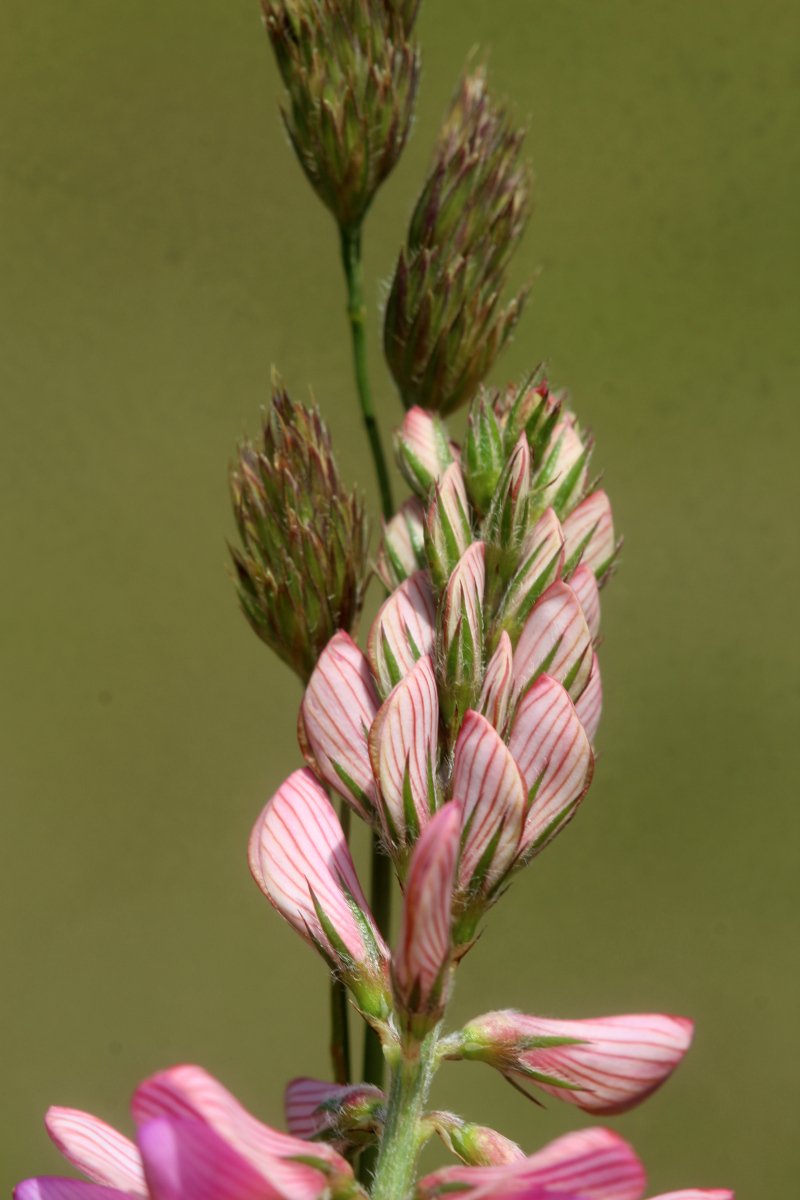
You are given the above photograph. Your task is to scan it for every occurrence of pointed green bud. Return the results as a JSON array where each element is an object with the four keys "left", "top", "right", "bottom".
[
  {"left": 262, "top": 0, "right": 420, "bottom": 230},
  {"left": 375, "top": 497, "right": 426, "bottom": 590},
  {"left": 463, "top": 395, "right": 505, "bottom": 516},
  {"left": 437, "top": 543, "right": 486, "bottom": 731},
  {"left": 229, "top": 384, "right": 368, "bottom": 681},
  {"left": 428, "top": 1111, "right": 524, "bottom": 1167},
  {"left": 423, "top": 463, "right": 472, "bottom": 591},
  {"left": 384, "top": 66, "right": 531, "bottom": 414},
  {"left": 482, "top": 433, "right": 531, "bottom": 551}
]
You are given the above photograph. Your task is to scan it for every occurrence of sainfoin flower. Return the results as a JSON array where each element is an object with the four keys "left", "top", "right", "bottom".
[
  {"left": 416, "top": 1126, "right": 732, "bottom": 1200},
  {"left": 15, "top": 1065, "right": 360, "bottom": 1200},
  {"left": 454, "top": 1011, "right": 694, "bottom": 1113}
]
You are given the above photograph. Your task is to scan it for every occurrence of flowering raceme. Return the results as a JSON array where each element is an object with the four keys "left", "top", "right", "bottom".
[{"left": 17, "top": 8, "right": 733, "bottom": 1199}]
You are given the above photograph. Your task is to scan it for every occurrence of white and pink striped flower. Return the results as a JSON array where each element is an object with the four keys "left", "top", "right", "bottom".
[
  {"left": 284, "top": 1077, "right": 383, "bottom": 1147},
  {"left": 16, "top": 1065, "right": 359, "bottom": 1200},
  {"left": 458, "top": 1011, "right": 694, "bottom": 1114},
  {"left": 248, "top": 768, "right": 390, "bottom": 1015}
]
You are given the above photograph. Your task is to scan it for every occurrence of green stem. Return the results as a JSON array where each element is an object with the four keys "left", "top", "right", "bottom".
[
  {"left": 370, "top": 1032, "right": 440, "bottom": 1200},
  {"left": 339, "top": 224, "right": 395, "bottom": 522}
]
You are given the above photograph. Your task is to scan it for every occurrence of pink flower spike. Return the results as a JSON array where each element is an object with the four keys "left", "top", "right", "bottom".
[
  {"left": 575, "top": 653, "right": 603, "bottom": 744},
  {"left": 393, "top": 802, "right": 460, "bottom": 1025},
  {"left": 562, "top": 490, "right": 616, "bottom": 578},
  {"left": 132, "top": 1064, "right": 350, "bottom": 1195},
  {"left": 248, "top": 770, "right": 388, "bottom": 1006},
  {"left": 15, "top": 1185, "right": 130, "bottom": 1200},
  {"left": 570, "top": 563, "right": 601, "bottom": 640},
  {"left": 368, "top": 570, "right": 436, "bottom": 696},
  {"left": 507, "top": 674, "right": 594, "bottom": 859},
  {"left": 299, "top": 632, "right": 379, "bottom": 820},
  {"left": 479, "top": 631, "right": 514, "bottom": 734},
  {"left": 452, "top": 711, "right": 526, "bottom": 898},
  {"left": 368, "top": 655, "right": 439, "bottom": 849},
  {"left": 44, "top": 1109, "right": 146, "bottom": 1196},
  {"left": 417, "top": 1126, "right": 646, "bottom": 1200},
  {"left": 463, "top": 1010, "right": 694, "bottom": 1114},
  {"left": 137, "top": 1116, "right": 288, "bottom": 1200},
  {"left": 511, "top": 581, "right": 593, "bottom": 706}
]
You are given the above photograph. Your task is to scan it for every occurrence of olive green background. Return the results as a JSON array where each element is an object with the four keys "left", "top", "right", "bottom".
[{"left": 2, "top": 0, "right": 798, "bottom": 1195}]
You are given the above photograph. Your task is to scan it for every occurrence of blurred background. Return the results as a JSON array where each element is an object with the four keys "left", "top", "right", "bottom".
[{"left": 2, "top": 0, "right": 798, "bottom": 1194}]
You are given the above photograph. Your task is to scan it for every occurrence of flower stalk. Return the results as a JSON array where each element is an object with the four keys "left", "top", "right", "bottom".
[{"left": 370, "top": 1029, "right": 440, "bottom": 1200}]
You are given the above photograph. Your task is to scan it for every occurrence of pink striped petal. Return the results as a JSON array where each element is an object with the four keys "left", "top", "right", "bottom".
[
  {"left": 15, "top": 1185, "right": 131, "bottom": 1200},
  {"left": 299, "top": 632, "right": 379, "bottom": 819},
  {"left": 479, "top": 632, "right": 514, "bottom": 734},
  {"left": 511, "top": 582, "right": 592, "bottom": 705},
  {"left": 575, "top": 653, "right": 602, "bottom": 743},
  {"left": 540, "top": 417, "right": 588, "bottom": 511},
  {"left": 418, "top": 1127, "right": 646, "bottom": 1200},
  {"left": 443, "top": 542, "right": 486, "bottom": 648},
  {"left": 570, "top": 564, "right": 601, "bottom": 640},
  {"left": 393, "top": 803, "right": 460, "bottom": 1016},
  {"left": 649, "top": 1194, "right": 733, "bottom": 1200},
  {"left": 284, "top": 1078, "right": 382, "bottom": 1142},
  {"left": 425, "top": 463, "right": 473, "bottom": 589},
  {"left": 138, "top": 1117, "right": 288, "bottom": 1200},
  {"left": 507, "top": 675, "right": 594, "bottom": 858},
  {"left": 132, "top": 1066, "right": 347, "bottom": 1192},
  {"left": 467, "top": 1010, "right": 693, "bottom": 1114},
  {"left": 368, "top": 656, "right": 439, "bottom": 847},
  {"left": 562, "top": 490, "right": 615, "bottom": 577},
  {"left": 248, "top": 769, "right": 387, "bottom": 972},
  {"left": 500, "top": 508, "right": 565, "bottom": 631},
  {"left": 44, "top": 1110, "right": 146, "bottom": 1197},
  {"left": 368, "top": 571, "right": 436, "bottom": 696},
  {"left": 376, "top": 498, "right": 427, "bottom": 589},
  {"left": 452, "top": 711, "right": 526, "bottom": 894}
]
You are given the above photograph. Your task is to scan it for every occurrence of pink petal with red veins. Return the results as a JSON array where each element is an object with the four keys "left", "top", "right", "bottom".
[
  {"left": 507, "top": 674, "right": 594, "bottom": 858},
  {"left": 393, "top": 803, "right": 460, "bottom": 1010},
  {"left": 368, "top": 655, "right": 439, "bottom": 844},
  {"left": 15, "top": 1184, "right": 131, "bottom": 1200},
  {"left": 44, "top": 1109, "right": 146, "bottom": 1197},
  {"left": 443, "top": 542, "right": 485, "bottom": 646},
  {"left": 570, "top": 564, "right": 601, "bottom": 640},
  {"left": 368, "top": 571, "right": 436, "bottom": 696},
  {"left": 376, "top": 498, "right": 426, "bottom": 588},
  {"left": 248, "top": 770, "right": 386, "bottom": 968},
  {"left": 418, "top": 1127, "right": 646, "bottom": 1200},
  {"left": 479, "top": 632, "right": 514, "bottom": 734},
  {"left": 284, "top": 1078, "right": 381, "bottom": 1142},
  {"left": 563, "top": 490, "right": 615, "bottom": 576},
  {"left": 452, "top": 711, "right": 526, "bottom": 892},
  {"left": 575, "top": 653, "right": 602, "bottom": 743},
  {"left": 511, "top": 582, "right": 592, "bottom": 705},
  {"left": 132, "top": 1066, "right": 347, "bottom": 1195},
  {"left": 299, "top": 632, "right": 379, "bottom": 820},
  {"left": 138, "top": 1116, "right": 290, "bottom": 1200}
]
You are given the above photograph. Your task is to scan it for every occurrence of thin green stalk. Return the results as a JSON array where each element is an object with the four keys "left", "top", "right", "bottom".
[
  {"left": 339, "top": 221, "right": 395, "bottom": 1104},
  {"left": 339, "top": 225, "right": 395, "bottom": 522},
  {"left": 370, "top": 1031, "right": 440, "bottom": 1200}
]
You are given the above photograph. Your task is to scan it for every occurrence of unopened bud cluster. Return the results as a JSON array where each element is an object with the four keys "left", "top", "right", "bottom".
[
  {"left": 262, "top": 0, "right": 420, "bottom": 230},
  {"left": 384, "top": 68, "right": 531, "bottom": 415},
  {"left": 230, "top": 386, "right": 368, "bottom": 682}
]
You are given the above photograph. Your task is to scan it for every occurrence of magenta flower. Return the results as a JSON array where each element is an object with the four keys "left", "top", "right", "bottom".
[
  {"left": 456, "top": 1010, "right": 694, "bottom": 1113},
  {"left": 16, "top": 1065, "right": 358, "bottom": 1200}
]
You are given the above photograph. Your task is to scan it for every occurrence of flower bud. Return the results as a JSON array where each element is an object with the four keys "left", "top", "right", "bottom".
[
  {"left": 457, "top": 1010, "right": 694, "bottom": 1115},
  {"left": 230, "top": 387, "right": 368, "bottom": 682},
  {"left": 494, "top": 507, "right": 565, "bottom": 640},
  {"left": 375, "top": 497, "right": 427, "bottom": 591},
  {"left": 424, "top": 463, "right": 472, "bottom": 591},
  {"left": 428, "top": 1112, "right": 524, "bottom": 1167},
  {"left": 562, "top": 489, "right": 618, "bottom": 580},
  {"left": 262, "top": 0, "right": 420, "bottom": 230},
  {"left": 437, "top": 542, "right": 486, "bottom": 732},
  {"left": 384, "top": 67, "right": 530, "bottom": 414},
  {"left": 478, "top": 631, "right": 513, "bottom": 734},
  {"left": 463, "top": 397, "right": 505, "bottom": 516},
  {"left": 392, "top": 803, "right": 460, "bottom": 1034},
  {"left": 368, "top": 571, "right": 436, "bottom": 696},
  {"left": 395, "top": 407, "right": 456, "bottom": 497},
  {"left": 285, "top": 1078, "right": 384, "bottom": 1149}
]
